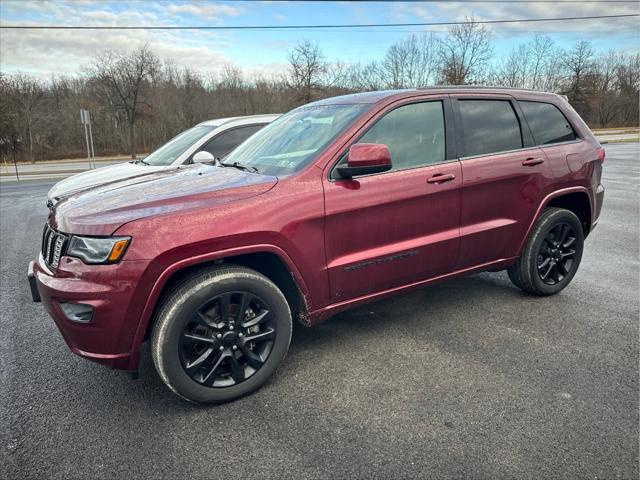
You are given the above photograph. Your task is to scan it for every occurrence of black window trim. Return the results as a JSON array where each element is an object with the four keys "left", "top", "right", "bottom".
[
  {"left": 517, "top": 99, "right": 582, "bottom": 148},
  {"left": 189, "top": 123, "right": 268, "bottom": 163},
  {"left": 328, "top": 95, "right": 456, "bottom": 181},
  {"left": 451, "top": 95, "right": 536, "bottom": 160}
]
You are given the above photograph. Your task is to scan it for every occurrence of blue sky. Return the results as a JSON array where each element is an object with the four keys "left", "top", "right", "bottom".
[{"left": 0, "top": 1, "right": 638, "bottom": 78}]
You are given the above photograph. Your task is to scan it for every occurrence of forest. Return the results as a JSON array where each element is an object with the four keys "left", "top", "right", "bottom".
[{"left": 1, "top": 21, "right": 638, "bottom": 162}]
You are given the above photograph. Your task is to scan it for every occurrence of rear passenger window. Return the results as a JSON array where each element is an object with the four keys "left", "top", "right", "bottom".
[
  {"left": 355, "top": 101, "right": 445, "bottom": 171},
  {"left": 458, "top": 100, "right": 522, "bottom": 157},
  {"left": 519, "top": 101, "right": 577, "bottom": 145}
]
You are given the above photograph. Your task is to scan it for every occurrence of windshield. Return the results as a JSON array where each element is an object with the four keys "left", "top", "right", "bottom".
[
  {"left": 142, "top": 125, "right": 216, "bottom": 166},
  {"left": 221, "top": 104, "right": 369, "bottom": 176}
]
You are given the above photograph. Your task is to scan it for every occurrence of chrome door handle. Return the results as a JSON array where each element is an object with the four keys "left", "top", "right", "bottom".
[{"left": 427, "top": 173, "right": 456, "bottom": 184}]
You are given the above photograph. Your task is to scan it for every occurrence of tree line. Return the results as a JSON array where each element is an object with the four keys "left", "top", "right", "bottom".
[{"left": 1, "top": 21, "right": 638, "bottom": 162}]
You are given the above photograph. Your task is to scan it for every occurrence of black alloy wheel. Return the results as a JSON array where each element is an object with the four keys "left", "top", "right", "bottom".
[
  {"left": 179, "top": 291, "right": 275, "bottom": 388},
  {"left": 536, "top": 222, "right": 578, "bottom": 285},
  {"left": 506, "top": 207, "right": 584, "bottom": 296}
]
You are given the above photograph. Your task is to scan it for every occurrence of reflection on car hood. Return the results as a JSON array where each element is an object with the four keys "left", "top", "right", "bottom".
[
  {"left": 50, "top": 164, "right": 278, "bottom": 235},
  {"left": 47, "top": 162, "right": 167, "bottom": 202}
]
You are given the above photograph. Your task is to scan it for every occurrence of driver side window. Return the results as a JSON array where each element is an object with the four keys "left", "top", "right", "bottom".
[{"left": 337, "top": 101, "right": 445, "bottom": 174}]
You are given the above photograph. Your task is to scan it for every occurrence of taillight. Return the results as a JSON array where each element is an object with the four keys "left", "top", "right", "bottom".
[{"left": 597, "top": 147, "right": 606, "bottom": 163}]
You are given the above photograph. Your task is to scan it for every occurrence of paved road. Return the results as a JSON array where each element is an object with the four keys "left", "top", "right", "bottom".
[
  {"left": 1, "top": 144, "right": 638, "bottom": 479},
  {"left": 0, "top": 157, "right": 142, "bottom": 182},
  {"left": 599, "top": 134, "right": 640, "bottom": 142}
]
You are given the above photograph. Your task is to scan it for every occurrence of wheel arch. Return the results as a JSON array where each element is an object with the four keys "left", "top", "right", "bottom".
[
  {"left": 517, "top": 187, "right": 593, "bottom": 257},
  {"left": 545, "top": 191, "right": 592, "bottom": 237},
  {"left": 128, "top": 245, "right": 312, "bottom": 371}
]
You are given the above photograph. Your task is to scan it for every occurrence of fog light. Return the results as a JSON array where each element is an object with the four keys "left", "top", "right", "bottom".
[{"left": 60, "top": 302, "right": 94, "bottom": 323}]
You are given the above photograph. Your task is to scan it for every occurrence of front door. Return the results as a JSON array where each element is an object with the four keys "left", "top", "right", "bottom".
[{"left": 323, "top": 98, "right": 462, "bottom": 303}]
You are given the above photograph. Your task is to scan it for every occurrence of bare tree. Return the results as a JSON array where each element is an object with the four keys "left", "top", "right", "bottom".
[
  {"left": 4, "top": 74, "right": 53, "bottom": 163},
  {"left": 439, "top": 18, "right": 493, "bottom": 85},
  {"left": 342, "top": 61, "right": 383, "bottom": 91},
  {"left": 529, "top": 35, "right": 555, "bottom": 90},
  {"left": 381, "top": 34, "right": 440, "bottom": 88},
  {"left": 493, "top": 44, "right": 529, "bottom": 88},
  {"left": 287, "top": 40, "right": 326, "bottom": 103},
  {"left": 2, "top": 38, "right": 637, "bottom": 163},
  {"left": 590, "top": 51, "right": 621, "bottom": 127},
  {"left": 563, "top": 41, "right": 595, "bottom": 117},
  {"left": 615, "top": 52, "right": 640, "bottom": 126},
  {"left": 91, "top": 45, "right": 160, "bottom": 158}
]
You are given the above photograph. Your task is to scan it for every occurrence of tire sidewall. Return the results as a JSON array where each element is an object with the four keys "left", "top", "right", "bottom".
[
  {"left": 154, "top": 270, "right": 292, "bottom": 404},
  {"left": 527, "top": 210, "right": 584, "bottom": 295}
]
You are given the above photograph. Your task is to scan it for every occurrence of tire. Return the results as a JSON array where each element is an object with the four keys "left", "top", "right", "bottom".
[
  {"left": 507, "top": 207, "right": 584, "bottom": 296},
  {"left": 507, "top": 266, "right": 525, "bottom": 290},
  {"left": 151, "top": 265, "right": 292, "bottom": 404}
]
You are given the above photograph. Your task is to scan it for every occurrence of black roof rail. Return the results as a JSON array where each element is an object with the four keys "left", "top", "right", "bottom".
[{"left": 416, "top": 85, "right": 556, "bottom": 94}]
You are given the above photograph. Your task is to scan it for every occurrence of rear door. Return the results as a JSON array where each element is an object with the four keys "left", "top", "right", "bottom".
[
  {"left": 323, "top": 96, "right": 462, "bottom": 302},
  {"left": 453, "top": 95, "right": 553, "bottom": 268}
]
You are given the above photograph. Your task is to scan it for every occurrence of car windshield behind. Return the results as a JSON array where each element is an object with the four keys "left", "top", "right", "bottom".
[
  {"left": 142, "top": 125, "right": 216, "bottom": 166},
  {"left": 221, "top": 104, "right": 369, "bottom": 176}
]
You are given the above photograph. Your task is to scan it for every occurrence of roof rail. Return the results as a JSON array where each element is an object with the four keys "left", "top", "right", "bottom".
[{"left": 416, "top": 85, "right": 552, "bottom": 94}]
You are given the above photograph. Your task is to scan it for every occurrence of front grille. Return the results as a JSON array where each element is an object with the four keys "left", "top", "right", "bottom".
[{"left": 41, "top": 224, "right": 68, "bottom": 270}]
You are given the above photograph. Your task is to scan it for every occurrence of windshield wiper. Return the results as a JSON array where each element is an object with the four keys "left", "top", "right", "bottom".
[
  {"left": 220, "top": 161, "right": 259, "bottom": 174},
  {"left": 131, "top": 158, "right": 150, "bottom": 165}
]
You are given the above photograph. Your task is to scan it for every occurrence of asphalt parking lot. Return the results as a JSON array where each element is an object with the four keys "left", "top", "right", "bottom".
[{"left": 1, "top": 143, "right": 638, "bottom": 479}]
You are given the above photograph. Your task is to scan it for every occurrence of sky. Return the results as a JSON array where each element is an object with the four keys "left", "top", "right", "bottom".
[{"left": 0, "top": 0, "right": 638, "bottom": 79}]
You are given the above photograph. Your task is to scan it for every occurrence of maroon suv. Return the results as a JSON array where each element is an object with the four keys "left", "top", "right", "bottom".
[{"left": 29, "top": 87, "right": 605, "bottom": 403}]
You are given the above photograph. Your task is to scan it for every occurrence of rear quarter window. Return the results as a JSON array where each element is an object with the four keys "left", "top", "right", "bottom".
[
  {"left": 519, "top": 101, "right": 577, "bottom": 145},
  {"left": 458, "top": 100, "right": 523, "bottom": 157}
]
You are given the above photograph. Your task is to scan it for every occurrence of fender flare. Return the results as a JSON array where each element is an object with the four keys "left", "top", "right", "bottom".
[
  {"left": 126, "top": 243, "right": 312, "bottom": 369},
  {"left": 516, "top": 186, "right": 592, "bottom": 256}
]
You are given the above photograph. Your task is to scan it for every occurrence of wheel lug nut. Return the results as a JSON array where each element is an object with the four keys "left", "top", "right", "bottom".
[
  {"left": 238, "top": 333, "right": 243, "bottom": 337},
  {"left": 232, "top": 345, "right": 238, "bottom": 350},
  {"left": 219, "top": 346, "right": 224, "bottom": 351},
  {"left": 216, "top": 333, "right": 222, "bottom": 339},
  {"left": 229, "top": 325, "right": 234, "bottom": 330}
]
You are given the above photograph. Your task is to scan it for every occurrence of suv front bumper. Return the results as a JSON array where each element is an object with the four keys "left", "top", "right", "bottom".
[{"left": 28, "top": 254, "right": 156, "bottom": 370}]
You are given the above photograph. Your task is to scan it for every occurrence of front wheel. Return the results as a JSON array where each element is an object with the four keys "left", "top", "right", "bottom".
[
  {"left": 151, "top": 265, "right": 292, "bottom": 403},
  {"left": 507, "top": 207, "right": 584, "bottom": 296}
]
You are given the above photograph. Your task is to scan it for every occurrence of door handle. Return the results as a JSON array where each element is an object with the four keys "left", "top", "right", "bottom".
[
  {"left": 522, "top": 157, "right": 544, "bottom": 166},
  {"left": 427, "top": 173, "right": 456, "bottom": 184}
]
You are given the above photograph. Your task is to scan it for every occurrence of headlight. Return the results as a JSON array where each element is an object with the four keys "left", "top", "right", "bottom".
[{"left": 66, "top": 236, "right": 131, "bottom": 264}]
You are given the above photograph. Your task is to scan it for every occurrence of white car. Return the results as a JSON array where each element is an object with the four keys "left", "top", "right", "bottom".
[{"left": 47, "top": 114, "right": 280, "bottom": 204}]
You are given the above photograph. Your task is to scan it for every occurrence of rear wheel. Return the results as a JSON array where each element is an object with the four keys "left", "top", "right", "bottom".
[
  {"left": 151, "top": 265, "right": 292, "bottom": 403},
  {"left": 507, "top": 208, "right": 584, "bottom": 296}
]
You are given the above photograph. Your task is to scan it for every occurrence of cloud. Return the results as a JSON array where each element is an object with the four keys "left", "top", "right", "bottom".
[
  {"left": 0, "top": 22, "right": 232, "bottom": 77},
  {"left": 1, "top": 0, "right": 637, "bottom": 79},
  {"left": 391, "top": 2, "right": 639, "bottom": 39},
  {"left": 0, "top": 1, "right": 246, "bottom": 77},
  {"left": 165, "top": 3, "right": 244, "bottom": 20}
]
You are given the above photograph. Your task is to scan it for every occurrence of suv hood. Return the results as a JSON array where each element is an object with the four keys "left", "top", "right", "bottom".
[
  {"left": 50, "top": 164, "right": 277, "bottom": 235},
  {"left": 47, "top": 161, "right": 167, "bottom": 202}
]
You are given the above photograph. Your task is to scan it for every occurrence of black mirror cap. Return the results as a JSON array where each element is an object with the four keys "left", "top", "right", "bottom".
[{"left": 336, "top": 163, "right": 392, "bottom": 179}]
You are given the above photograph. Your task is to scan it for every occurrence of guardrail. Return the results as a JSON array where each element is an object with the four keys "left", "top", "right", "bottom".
[{"left": 0, "top": 156, "right": 146, "bottom": 182}]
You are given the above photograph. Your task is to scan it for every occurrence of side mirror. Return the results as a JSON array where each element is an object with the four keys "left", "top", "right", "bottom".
[
  {"left": 192, "top": 151, "right": 216, "bottom": 164},
  {"left": 337, "top": 143, "right": 392, "bottom": 179}
]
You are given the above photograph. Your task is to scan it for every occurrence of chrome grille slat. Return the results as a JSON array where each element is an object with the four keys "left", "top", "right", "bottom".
[
  {"left": 46, "top": 231, "right": 54, "bottom": 264},
  {"left": 41, "top": 224, "right": 67, "bottom": 270}
]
